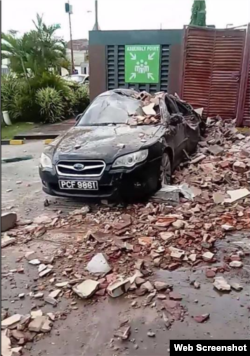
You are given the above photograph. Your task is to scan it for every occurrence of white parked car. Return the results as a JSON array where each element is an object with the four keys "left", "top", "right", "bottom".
[{"left": 64, "top": 74, "right": 89, "bottom": 85}]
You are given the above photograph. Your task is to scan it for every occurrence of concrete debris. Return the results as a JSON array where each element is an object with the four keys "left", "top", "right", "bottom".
[
  {"left": 1, "top": 235, "right": 16, "bottom": 248},
  {"left": 86, "top": 253, "right": 111, "bottom": 274},
  {"left": 44, "top": 296, "right": 58, "bottom": 306},
  {"left": 24, "top": 251, "right": 36, "bottom": 261},
  {"left": 213, "top": 276, "right": 231, "bottom": 292},
  {"left": 55, "top": 282, "right": 69, "bottom": 288},
  {"left": 189, "top": 254, "right": 197, "bottom": 262},
  {"left": 11, "top": 347, "right": 23, "bottom": 356},
  {"left": 69, "top": 206, "right": 90, "bottom": 216},
  {"left": 225, "top": 188, "right": 250, "bottom": 203},
  {"left": 107, "top": 278, "right": 131, "bottom": 298},
  {"left": 172, "top": 220, "right": 185, "bottom": 229},
  {"left": 142, "top": 103, "right": 156, "bottom": 116},
  {"left": 153, "top": 183, "right": 194, "bottom": 202},
  {"left": 221, "top": 224, "right": 234, "bottom": 231},
  {"left": 213, "top": 192, "right": 225, "bottom": 204},
  {"left": 154, "top": 281, "right": 169, "bottom": 291},
  {"left": 147, "top": 331, "right": 155, "bottom": 337},
  {"left": 231, "top": 283, "right": 243, "bottom": 291},
  {"left": 169, "top": 292, "right": 182, "bottom": 301},
  {"left": 190, "top": 154, "right": 206, "bottom": 164},
  {"left": 38, "top": 264, "right": 47, "bottom": 272},
  {"left": 141, "top": 281, "right": 154, "bottom": 293},
  {"left": 41, "top": 318, "right": 53, "bottom": 333},
  {"left": 207, "top": 145, "right": 224, "bottom": 156},
  {"left": 233, "top": 161, "right": 246, "bottom": 173},
  {"left": 229, "top": 261, "right": 243, "bottom": 268},
  {"left": 138, "top": 236, "right": 153, "bottom": 246},
  {"left": 159, "top": 232, "right": 175, "bottom": 243},
  {"left": 28, "top": 259, "right": 40, "bottom": 265},
  {"left": 2, "top": 115, "right": 250, "bottom": 351},
  {"left": 194, "top": 281, "right": 200, "bottom": 289},
  {"left": 33, "top": 215, "right": 52, "bottom": 224},
  {"left": 28, "top": 316, "right": 47, "bottom": 332},
  {"left": 169, "top": 247, "right": 185, "bottom": 259},
  {"left": 48, "top": 289, "right": 61, "bottom": 299},
  {"left": 34, "top": 292, "right": 44, "bottom": 299},
  {"left": 31, "top": 310, "right": 43, "bottom": 319},
  {"left": 47, "top": 313, "right": 55, "bottom": 321},
  {"left": 114, "top": 326, "right": 131, "bottom": 340},
  {"left": 194, "top": 313, "right": 210, "bottom": 323},
  {"left": 206, "top": 270, "right": 216, "bottom": 278},
  {"left": 2, "top": 329, "right": 12, "bottom": 356},
  {"left": 2, "top": 314, "right": 21, "bottom": 328},
  {"left": 1, "top": 212, "right": 17, "bottom": 232},
  {"left": 73, "top": 280, "right": 99, "bottom": 299},
  {"left": 135, "top": 277, "right": 146, "bottom": 286},
  {"left": 202, "top": 252, "right": 214, "bottom": 262},
  {"left": 39, "top": 267, "right": 52, "bottom": 277}
]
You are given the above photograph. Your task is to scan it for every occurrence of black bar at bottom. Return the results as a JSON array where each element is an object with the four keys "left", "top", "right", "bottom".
[{"left": 170, "top": 340, "right": 250, "bottom": 354}]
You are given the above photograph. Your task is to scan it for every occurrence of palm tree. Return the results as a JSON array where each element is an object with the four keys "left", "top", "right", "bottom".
[
  {"left": 31, "top": 14, "right": 67, "bottom": 74},
  {"left": 1, "top": 14, "right": 68, "bottom": 77},
  {"left": 1, "top": 32, "right": 29, "bottom": 79}
]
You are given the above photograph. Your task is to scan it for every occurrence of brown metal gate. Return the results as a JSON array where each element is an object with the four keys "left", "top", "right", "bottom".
[
  {"left": 181, "top": 25, "right": 250, "bottom": 126},
  {"left": 236, "top": 24, "right": 250, "bottom": 127}
]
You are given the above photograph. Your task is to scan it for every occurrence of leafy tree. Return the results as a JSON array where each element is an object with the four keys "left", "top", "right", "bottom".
[
  {"left": 1, "top": 14, "right": 69, "bottom": 77},
  {"left": 190, "top": 0, "right": 206, "bottom": 26},
  {"left": 1, "top": 32, "right": 29, "bottom": 78}
]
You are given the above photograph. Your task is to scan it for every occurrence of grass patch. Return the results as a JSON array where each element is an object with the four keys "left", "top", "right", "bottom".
[{"left": 1, "top": 122, "right": 36, "bottom": 140}]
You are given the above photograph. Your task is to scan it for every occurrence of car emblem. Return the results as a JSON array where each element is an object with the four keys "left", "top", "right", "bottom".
[{"left": 73, "top": 163, "right": 85, "bottom": 171}]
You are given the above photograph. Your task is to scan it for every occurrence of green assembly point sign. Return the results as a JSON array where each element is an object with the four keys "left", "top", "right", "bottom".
[{"left": 125, "top": 45, "right": 160, "bottom": 84}]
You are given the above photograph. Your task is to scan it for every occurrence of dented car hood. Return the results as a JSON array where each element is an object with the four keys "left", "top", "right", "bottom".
[{"left": 51, "top": 125, "right": 165, "bottom": 163}]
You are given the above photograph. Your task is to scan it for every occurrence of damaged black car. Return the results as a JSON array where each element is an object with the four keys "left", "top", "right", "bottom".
[{"left": 39, "top": 89, "right": 203, "bottom": 200}]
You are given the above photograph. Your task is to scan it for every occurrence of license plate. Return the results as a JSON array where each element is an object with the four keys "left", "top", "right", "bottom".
[{"left": 59, "top": 180, "right": 98, "bottom": 190}]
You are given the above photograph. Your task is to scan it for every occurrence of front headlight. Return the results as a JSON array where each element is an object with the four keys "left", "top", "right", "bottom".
[
  {"left": 40, "top": 153, "right": 52, "bottom": 169},
  {"left": 112, "top": 150, "right": 148, "bottom": 168}
]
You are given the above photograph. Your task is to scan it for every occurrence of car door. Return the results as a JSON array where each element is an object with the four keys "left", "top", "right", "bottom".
[
  {"left": 164, "top": 96, "right": 187, "bottom": 167},
  {"left": 175, "top": 100, "right": 201, "bottom": 155}
]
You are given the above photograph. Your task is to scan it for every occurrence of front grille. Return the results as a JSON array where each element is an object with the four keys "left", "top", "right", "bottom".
[{"left": 56, "top": 160, "right": 106, "bottom": 177}]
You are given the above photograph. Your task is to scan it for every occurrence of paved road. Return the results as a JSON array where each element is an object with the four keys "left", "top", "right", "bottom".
[
  {"left": 2, "top": 140, "right": 85, "bottom": 219},
  {"left": 1, "top": 140, "right": 250, "bottom": 356}
]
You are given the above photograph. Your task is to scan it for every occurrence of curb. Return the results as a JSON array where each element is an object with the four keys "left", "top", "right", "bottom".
[
  {"left": 2, "top": 155, "right": 33, "bottom": 164},
  {"left": 1, "top": 139, "right": 25, "bottom": 145},
  {"left": 14, "top": 134, "right": 59, "bottom": 140},
  {"left": 44, "top": 139, "right": 54, "bottom": 145}
]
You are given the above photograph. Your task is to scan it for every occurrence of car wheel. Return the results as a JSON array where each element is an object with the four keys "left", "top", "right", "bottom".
[{"left": 160, "top": 152, "right": 172, "bottom": 185}]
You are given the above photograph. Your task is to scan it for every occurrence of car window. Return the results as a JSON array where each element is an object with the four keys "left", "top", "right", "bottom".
[
  {"left": 165, "top": 96, "right": 179, "bottom": 114},
  {"left": 78, "top": 93, "right": 142, "bottom": 126}
]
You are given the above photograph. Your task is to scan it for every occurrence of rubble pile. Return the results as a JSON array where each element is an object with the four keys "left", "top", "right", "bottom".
[
  {"left": 1, "top": 310, "right": 56, "bottom": 356},
  {"left": 128, "top": 91, "right": 163, "bottom": 125},
  {"left": 2, "top": 117, "right": 250, "bottom": 351},
  {"left": 127, "top": 90, "right": 201, "bottom": 126}
]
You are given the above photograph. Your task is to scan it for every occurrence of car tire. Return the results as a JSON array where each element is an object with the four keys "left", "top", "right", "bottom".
[{"left": 160, "top": 152, "right": 172, "bottom": 186}]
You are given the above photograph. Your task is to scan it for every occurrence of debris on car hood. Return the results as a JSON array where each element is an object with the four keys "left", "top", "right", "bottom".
[{"left": 126, "top": 90, "right": 202, "bottom": 127}]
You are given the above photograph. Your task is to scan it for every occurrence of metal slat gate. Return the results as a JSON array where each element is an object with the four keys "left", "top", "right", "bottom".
[
  {"left": 237, "top": 24, "right": 250, "bottom": 127},
  {"left": 181, "top": 25, "right": 250, "bottom": 127},
  {"left": 106, "top": 45, "right": 169, "bottom": 93}
]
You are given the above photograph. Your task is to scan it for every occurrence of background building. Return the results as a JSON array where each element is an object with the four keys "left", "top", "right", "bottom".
[{"left": 66, "top": 39, "right": 89, "bottom": 75}]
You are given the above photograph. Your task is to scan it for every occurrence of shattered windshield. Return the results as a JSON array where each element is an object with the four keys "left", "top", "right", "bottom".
[{"left": 78, "top": 93, "right": 142, "bottom": 126}]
